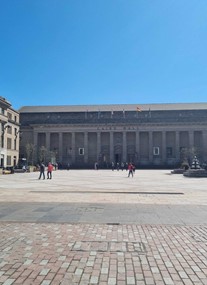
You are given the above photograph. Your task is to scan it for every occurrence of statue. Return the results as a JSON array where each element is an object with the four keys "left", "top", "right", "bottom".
[{"left": 191, "top": 156, "right": 200, "bottom": 169}]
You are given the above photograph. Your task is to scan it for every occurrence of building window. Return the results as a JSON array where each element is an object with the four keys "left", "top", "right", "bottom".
[
  {"left": 153, "top": 147, "right": 159, "bottom": 156},
  {"left": 0, "top": 108, "right": 5, "bottom": 115},
  {"left": 166, "top": 147, "right": 173, "bottom": 157},
  {"left": 7, "top": 126, "right": 12, "bottom": 134},
  {"left": 13, "top": 156, "right": 17, "bottom": 166},
  {"left": 79, "top": 148, "right": 84, "bottom": 155},
  {"left": 7, "top": 138, "right": 12, "bottom": 149},
  {"left": 7, "top": 112, "right": 12, "bottom": 120},
  {"left": 14, "top": 138, "right": 17, "bottom": 150},
  {"left": 7, "top": 155, "right": 11, "bottom": 166}
]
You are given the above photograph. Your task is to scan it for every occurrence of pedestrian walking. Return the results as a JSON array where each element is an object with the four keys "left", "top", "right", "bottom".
[
  {"left": 111, "top": 162, "right": 115, "bottom": 171},
  {"left": 47, "top": 162, "right": 53, "bottom": 179},
  {"left": 94, "top": 162, "right": 99, "bottom": 170},
  {"left": 128, "top": 163, "right": 133, "bottom": 178},
  {"left": 38, "top": 162, "right": 45, "bottom": 180}
]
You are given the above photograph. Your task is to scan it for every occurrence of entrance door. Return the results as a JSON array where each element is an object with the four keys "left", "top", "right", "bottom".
[
  {"left": 115, "top": 154, "right": 121, "bottom": 164},
  {"left": 0, "top": 156, "right": 4, "bottom": 167},
  {"left": 13, "top": 157, "right": 17, "bottom": 167}
]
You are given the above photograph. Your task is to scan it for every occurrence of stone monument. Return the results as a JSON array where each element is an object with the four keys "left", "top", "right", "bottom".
[{"left": 183, "top": 156, "right": 207, "bottom": 177}]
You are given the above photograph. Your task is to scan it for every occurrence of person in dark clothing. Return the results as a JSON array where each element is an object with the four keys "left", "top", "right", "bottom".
[
  {"left": 94, "top": 162, "right": 99, "bottom": 170},
  {"left": 38, "top": 162, "right": 45, "bottom": 180},
  {"left": 67, "top": 162, "right": 70, "bottom": 170}
]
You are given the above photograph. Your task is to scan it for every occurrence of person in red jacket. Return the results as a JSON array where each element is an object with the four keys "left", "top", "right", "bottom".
[
  {"left": 47, "top": 162, "right": 53, "bottom": 179},
  {"left": 128, "top": 163, "right": 133, "bottom": 178}
]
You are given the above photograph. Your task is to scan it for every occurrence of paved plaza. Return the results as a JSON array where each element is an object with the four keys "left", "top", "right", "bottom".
[{"left": 0, "top": 169, "right": 206, "bottom": 284}]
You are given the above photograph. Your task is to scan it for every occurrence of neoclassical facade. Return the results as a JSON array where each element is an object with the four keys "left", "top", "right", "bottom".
[
  {"left": 19, "top": 103, "right": 207, "bottom": 168},
  {"left": 0, "top": 97, "right": 20, "bottom": 168}
]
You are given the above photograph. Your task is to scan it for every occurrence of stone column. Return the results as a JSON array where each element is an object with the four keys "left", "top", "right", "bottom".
[
  {"left": 136, "top": 131, "right": 140, "bottom": 161},
  {"left": 189, "top": 131, "right": 194, "bottom": 149},
  {"left": 175, "top": 131, "right": 180, "bottom": 162},
  {"left": 149, "top": 131, "right": 153, "bottom": 163},
  {"left": 84, "top": 132, "right": 88, "bottom": 164},
  {"left": 59, "top": 132, "right": 63, "bottom": 162},
  {"left": 71, "top": 132, "right": 75, "bottom": 164},
  {"left": 110, "top": 132, "right": 114, "bottom": 162},
  {"left": 33, "top": 132, "right": 38, "bottom": 148},
  {"left": 162, "top": 131, "right": 166, "bottom": 164},
  {"left": 122, "top": 131, "right": 127, "bottom": 162},
  {"left": 202, "top": 130, "right": 207, "bottom": 145},
  {"left": 46, "top": 132, "right": 50, "bottom": 151},
  {"left": 202, "top": 130, "right": 207, "bottom": 161},
  {"left": 97, "top": 132, "right": 101, "bottom": 161}
]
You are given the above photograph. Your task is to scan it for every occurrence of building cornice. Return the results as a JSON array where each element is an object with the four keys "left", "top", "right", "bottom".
[{"left": 19, "top": 102, "right": 207, "bottom": 113}]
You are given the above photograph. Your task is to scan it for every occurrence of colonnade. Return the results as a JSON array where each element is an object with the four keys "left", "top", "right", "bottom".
[{"left": 33, "top": 129, "right": 206, "bottom": 166}]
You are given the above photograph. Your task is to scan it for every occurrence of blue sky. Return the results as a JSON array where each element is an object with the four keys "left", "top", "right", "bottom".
[{"left": 0, "top": 0, "right": 207, "bottom": 110}]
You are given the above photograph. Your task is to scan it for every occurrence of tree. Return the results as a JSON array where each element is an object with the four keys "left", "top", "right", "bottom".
[
  {"left": 38, "top": 146, "right": 47, "bottom": 163},
  {"left": 25, "top": 143, "right": 36, "bottom": 165},
  {"left": 180, "top": 147, "right": 200, "bottom": 165}
]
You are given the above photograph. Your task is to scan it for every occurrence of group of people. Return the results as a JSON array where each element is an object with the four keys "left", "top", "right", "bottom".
[
  {"left": 111, "top": 161, "right": 136, "bottom": 177},
  {"left": 38, "top": 161, "right": 136, "bottom": 179},
  {"left": 38, "top": 162, "right": 54, "bottom": 180},
  {"left": 111, "top": 161, "right": 127, "bottom": 171}
]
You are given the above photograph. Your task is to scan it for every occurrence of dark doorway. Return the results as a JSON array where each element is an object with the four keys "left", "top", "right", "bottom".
[
  {"left": 115, "top": 154, "right": 121, "bottom": 163},
  {"left": 0, "top": 157, "right": 4, "bottom": 167}
]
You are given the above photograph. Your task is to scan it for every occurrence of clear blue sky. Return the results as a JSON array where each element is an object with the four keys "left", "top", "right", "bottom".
[{"left": 0, "top": 0, "right": 207, "bottom": 110}]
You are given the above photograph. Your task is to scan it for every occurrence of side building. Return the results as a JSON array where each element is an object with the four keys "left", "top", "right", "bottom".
[
  {"left": 0, "top": 97, "right": 20, "bottom": 170},
  {"left": 19, "top": 103, "right": 207, "bottom": 168}
]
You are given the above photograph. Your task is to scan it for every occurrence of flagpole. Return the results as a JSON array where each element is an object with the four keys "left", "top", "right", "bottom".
[{"left": 136, "top": 106, "right": 142, "bottom": 118}]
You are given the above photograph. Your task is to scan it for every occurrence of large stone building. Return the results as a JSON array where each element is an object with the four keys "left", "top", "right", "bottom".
[
  {"left": 0, "top": 97, "right": 20, "bottom": 169},
  {"left": 19, "top": 103, "right": 207, "bottom": 168}
]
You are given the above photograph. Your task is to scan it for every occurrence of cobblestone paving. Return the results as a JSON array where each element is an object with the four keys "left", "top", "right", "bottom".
[{"left": 0, "top": 223, "right": 206, "bottom": 285}]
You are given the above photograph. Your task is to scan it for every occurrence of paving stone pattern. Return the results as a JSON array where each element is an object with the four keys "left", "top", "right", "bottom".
[
  {"left": 0, "top": 170, "right": 207, "bottom": 284},
  {"left": 0, "top": 223, "right": 207, "bottom": 285}
]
